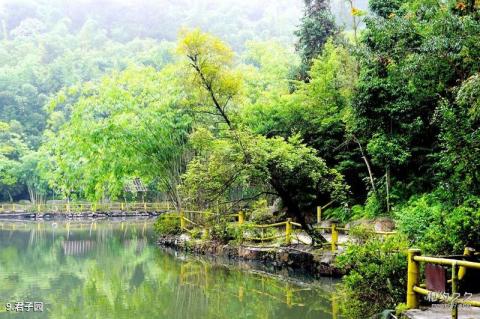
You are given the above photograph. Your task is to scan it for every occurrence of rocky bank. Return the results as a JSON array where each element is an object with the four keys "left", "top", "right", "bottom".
[{"left": 157, "top": 235, "right": 344, "bottom": 277}]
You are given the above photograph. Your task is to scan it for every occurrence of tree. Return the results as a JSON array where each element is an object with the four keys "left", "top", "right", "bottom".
[
  {"left": 436, "top": 74, "right": 480, "bottom": 198},
  {"left": 177, "top": 30, "right": 348, "bottom": 238},
  {"left": 177, "top": 28, "right": 242, "bottom": 130},
  {"left": 351, "top": 0, "right": 480, "bottom": 212},
  {"left": 243, "top": 40, "right": 365, "bottom": 203},
  {"left": 295, "top": 0, "right": 339, "bottom": 79},
  {"left": 41, "top": 67, "right": 192, "bottom": 205},
  {"left": 180, "top": 129, "right": 348, "bottom": 231},
  {"left": 0, "top": 121, "right": 28, "bottom": 201}
]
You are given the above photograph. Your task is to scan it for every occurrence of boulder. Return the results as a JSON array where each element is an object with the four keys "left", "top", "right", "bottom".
[{"left": 373, "top": 217, "right": 395, "bottom": 232}]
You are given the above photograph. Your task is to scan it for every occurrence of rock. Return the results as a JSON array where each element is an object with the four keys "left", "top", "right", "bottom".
[
  {"left": 268, "top": 198, "right": 283, "bottom": 215},
  {"left": 277, "top": 250, "right": 290, "bottom": 263},
  {"left": 157, "top": 235, "right": 345, "bottom": 277},
  {"left": 319, "top": 220, "right": 334, "bottom": 234},
  {"left": 373, "top": 217, "right": 395, "bottom": 232},
  {"left": 238, "top": 247, "right": 272, "bottom": 260}
]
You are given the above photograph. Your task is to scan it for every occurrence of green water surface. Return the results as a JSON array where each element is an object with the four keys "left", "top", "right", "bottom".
[{"left": 0, "top": 219, "right": 339, "bottom": 319}]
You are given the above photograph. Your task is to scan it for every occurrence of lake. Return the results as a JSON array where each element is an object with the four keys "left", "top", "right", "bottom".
[{"left": 0, "top": 219, "right": 340, "bottom": 319}]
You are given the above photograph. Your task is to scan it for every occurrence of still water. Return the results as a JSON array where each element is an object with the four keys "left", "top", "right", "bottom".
[{"left": 0, "top": 219, "right": 339, "bottom": 319}]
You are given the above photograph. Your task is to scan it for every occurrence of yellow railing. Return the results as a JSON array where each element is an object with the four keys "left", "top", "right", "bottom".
[
  {"left": 175, "top": 207, "right": 395, "bottom": 249},
  {"left": 147, "top": 202, "right": 401, "bottom": 250},
  {"left": 0, "top": 202, "right": 173, "bottom": 214},
  {"left": 406, "top": 248, "right": 480, "bottom": 319},
  {"left": 243, "top": 219, "right": 302, "bottom": 245},
  {"left": 315, "top": 223, "right": 396, "bottom": 252},
  {"left": 315, "top": 203, "right": 397, "bottom": 251},
  {"left": 176, "top": 210, "right": 302, "bottom": 246}
]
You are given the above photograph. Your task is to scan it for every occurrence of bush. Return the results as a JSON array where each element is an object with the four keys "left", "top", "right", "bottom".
[
  {"left": 249, "top": 199, "right": 274, "bottom": 223},
  {"left": 364, "top": 192, "right": 384, "bottom": 218},
  {"left": 446, "top": 197, "right": 480, "bottom": 252},
  {"left": 153, "top": 214, "right": 181, "bottom": 235},
  {"left": 324, "top": 206, "right": 353, "bottom": 223},
  {"left": 348, "top": 224, "right": 376, "bottom": 244},
  {"left": 336, "top": 235, "right": 409, "bottom": 318},
  {"left": 210, "top": 219, "right": 243, "bottom": 244},
  {"left": 395, "top": 192, "right": 480, "bottom": 254}
]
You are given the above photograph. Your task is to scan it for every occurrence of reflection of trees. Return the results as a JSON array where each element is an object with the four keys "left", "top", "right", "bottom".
[
  {"left": 0, "top": 222, "right": 339, "bottom": 319},
  {"left": 62, "top": 240, "right": 95, "bottom": 256},
  {"left": 176, "top": 260, "right": 338, "bottom": 319}
]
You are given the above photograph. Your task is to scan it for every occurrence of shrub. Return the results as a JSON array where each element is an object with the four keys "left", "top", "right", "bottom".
[
  {"left": 394, "top": 192, "right": 448, "bottom": 253},
  {"left": 209, "top": 219, "right": 243, "bottom": 244},
  {"left": 249, "top": 199, "right": 274, "bottom": 223},
  {"left": 443, "top": 196, "right": 480, "bottom": 252},
  {"left": 153, "top": 214, "right": 181, "bottom": 235},
  {"left": 395, "top": 192, "right": 480, "bottom": 254},
  {"left": 336, "top": 235, "right": 409, "bottom": 318},
  {"left": 324, "top": 206, "right": 352, "bottom": 223},
  {"left": 348, "top": 224, "right": 376, "bottom": 244},
  {"left": 189, "top": 228, "right": 202, "bottom": 240},
  {"left": 364, "top": 192, "right": 384, "bottom": 218}
]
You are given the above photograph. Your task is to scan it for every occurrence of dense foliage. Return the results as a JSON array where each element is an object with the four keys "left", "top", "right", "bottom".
[
  {"left": 0, "top": 0, "right": 303, "bottom": 202},
  {"left": 1, "top": 0, "right": 480, "bottom": 316},
  {"left": 336, "top": 233, "right": 409, "bottom": 317},
  {"left": 1, "top": 0, "right": 479, "bottom": 239},
  {"left": 295, "top": 0, "right": 339, "bottom": 78}
]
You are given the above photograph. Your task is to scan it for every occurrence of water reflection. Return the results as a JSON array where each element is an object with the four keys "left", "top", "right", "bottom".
[{"left": 0, "top": 219, "right": 339, "bottom": 319}]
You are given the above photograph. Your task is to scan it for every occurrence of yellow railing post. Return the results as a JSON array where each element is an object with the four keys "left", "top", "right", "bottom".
[
  {"left": 332, "top": 295, "right": 339, "bottom": 319},
  {"left": 451, "top": 262, "right": 458, "bottom": 319},
  {"left": 286, "top": 287, "right": 293, "bottom": 308},
  {"left": 317, "top": 206, "right": 321, "bottom": 224},
  {"left": 285, "top": 218, "right": 292, "bottom": 245},
  {"left": 238, "top": 286, "right": 244, "bottom": 302},
  {"left": 407, "top": 248, "right": 421, "bottom": 309},
  {"left": 202, "top": 228, "right": 210, "bottom": 240},
  {"left": 459, "top": 247, "right": 475, "bottom": 280},
  {"left": 180, "top": 211, "right": 186, "bottom": 231},
  {"left": 238, "top": 211, "right": 245, "bottom": 225},
  {"left": 331, "top": 223, "right": 338, "bottom": 252}
]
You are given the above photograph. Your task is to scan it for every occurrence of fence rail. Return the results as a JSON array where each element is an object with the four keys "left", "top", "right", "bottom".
[
  {"left": 3, "top": 201, "right": 399, "bottom": 251},
  {"left": 0, "top": 202, "right": 173, "bottom": 214},
  {"left": 177, "top": 211, "right": 300, "bottom": 244},
  {"left": 173, "top": 207, "right": 397, "bottom": 250},
  {"left": 406, "top": 248, "right": 480, "bottom": 319}
]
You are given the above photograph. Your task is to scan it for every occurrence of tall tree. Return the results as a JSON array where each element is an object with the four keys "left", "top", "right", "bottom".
[
  {"left": 295, "top": 0, "right": 338, "bottom": 80},
  {"left": 178, "top": 30, "right": 348, "bottom": 241},
  {"left": 352, "top": 0, "right": 480, "bottom": 211}
]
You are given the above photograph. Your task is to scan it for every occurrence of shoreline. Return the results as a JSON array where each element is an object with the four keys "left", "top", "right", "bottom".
[
  {"left": 0, "top": 211, "right": 161, "bottom": 220},
  {"left": 157, "top": 235, "right": 345, "bottom": 277}
]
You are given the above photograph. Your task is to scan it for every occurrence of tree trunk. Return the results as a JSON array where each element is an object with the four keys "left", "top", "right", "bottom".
[
  {"left": 386, "top": 166, "right": 390, "bottom": 213},
  {"left": 276, "top": 188, "right": 327, "bottom": 246},
  {"left": 353, "top": 136, "right": 377, "bottom": 195}
]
